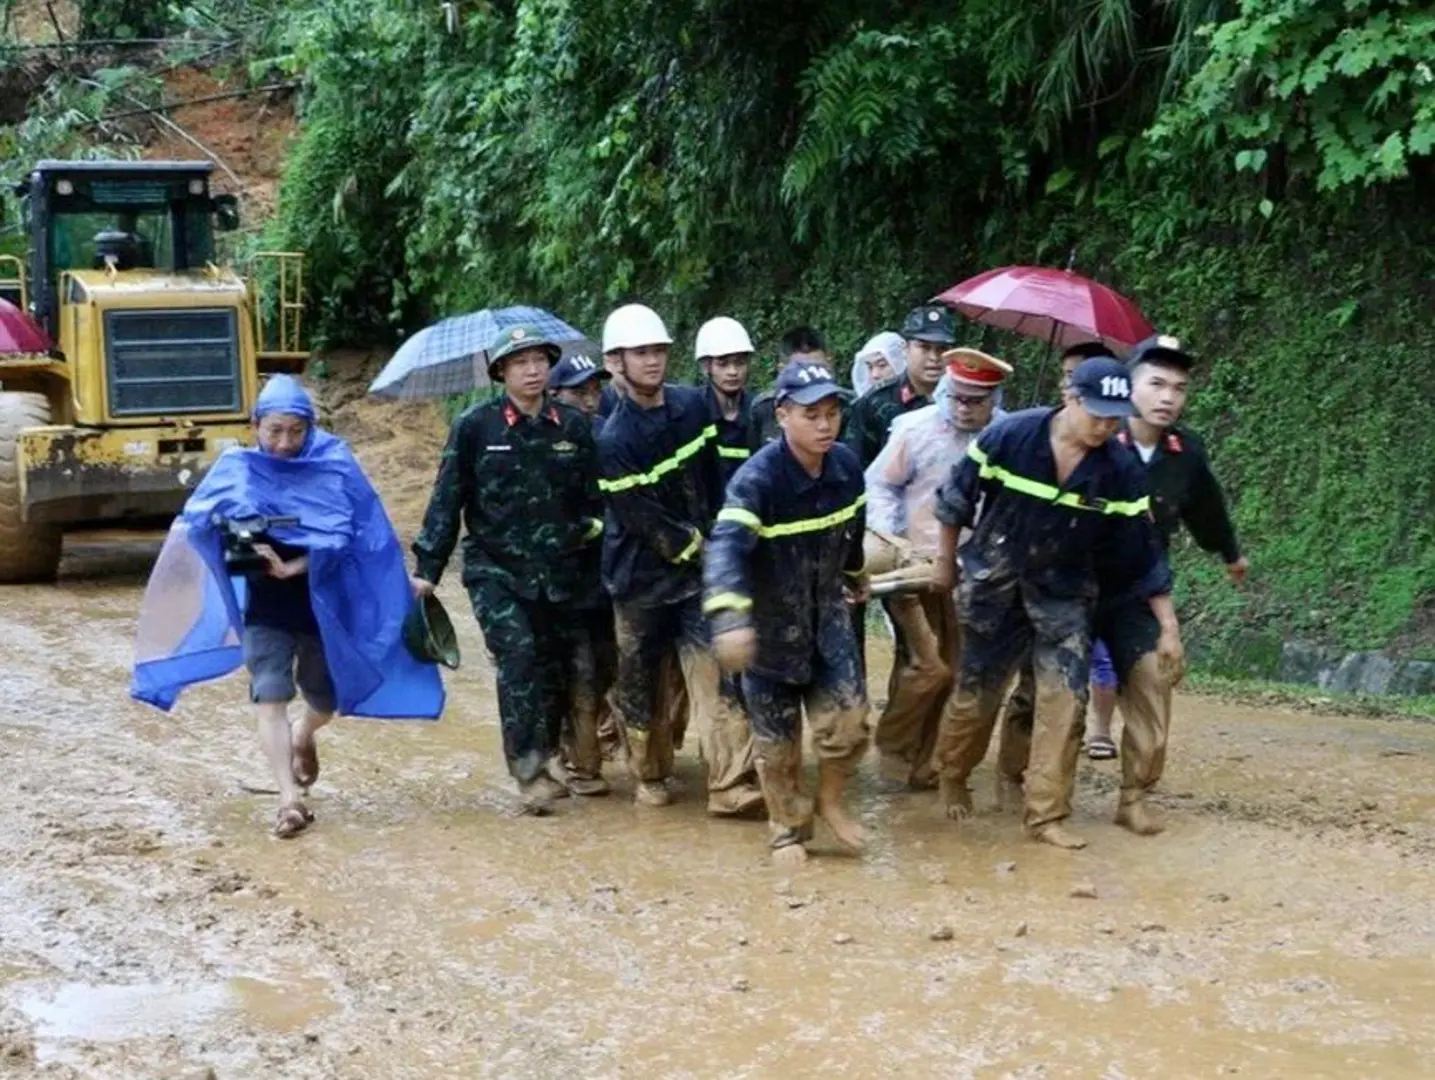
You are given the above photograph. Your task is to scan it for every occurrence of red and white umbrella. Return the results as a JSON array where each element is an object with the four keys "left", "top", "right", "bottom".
[
  {"left": 0, "top": 298, "right": 52, "bottom": 355},
  {"left": 934, "top": 265, "right": 1153, "bottom": 355}
]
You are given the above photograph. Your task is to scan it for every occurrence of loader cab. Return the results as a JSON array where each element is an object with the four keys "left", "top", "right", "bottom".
[{"left": 16, "top": 160, "right": 240, "bottom": 340}]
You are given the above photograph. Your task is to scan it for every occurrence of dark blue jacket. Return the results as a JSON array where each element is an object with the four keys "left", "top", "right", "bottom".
[
  {"left": 934, "top": 408, "right": 1171, "bottom": 603},
  {"left": 598, "top": 386, "right": 723, "bottom": 608},
  {"left": 703, "top": 438, "right": 866, "bottom": 683},
  {"left": 705, "top": 384, "right": 759, "bottom": 484}
]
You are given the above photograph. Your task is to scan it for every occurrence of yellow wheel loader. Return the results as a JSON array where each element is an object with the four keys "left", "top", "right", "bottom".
[{"left": 0, "top": 159, "right": 308, "bottom": 583}]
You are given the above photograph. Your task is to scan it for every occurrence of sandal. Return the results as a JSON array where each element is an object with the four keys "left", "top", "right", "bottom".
[
  {"left": 274, "top": 802, "right": 314, "bottom": 839},
  {"left": 1086, "top": 735, "right": 1118, "bottom": 760}
]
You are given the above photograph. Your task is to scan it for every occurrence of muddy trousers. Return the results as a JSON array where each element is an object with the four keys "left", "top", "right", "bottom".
[
  {"left": 612, "top": 597, "right": 757, "bottom": 802},
  {"left": 931, "top": 579, "right": 1090, "bottom": 830},
  {"left": 997, "top": 599, "right": 1171, "bottom": 809},
  {"left": 742, "top": 647, "right": 869, "bottom": 843},
  {"left": 564, "top": 607, "right": 618, "bottom": 781},
  {"left": 469, "top": 579, "right": 569, "bottom": 785},
  {"left": 874, "top": 592, "right": 960, "bottom": 784}
]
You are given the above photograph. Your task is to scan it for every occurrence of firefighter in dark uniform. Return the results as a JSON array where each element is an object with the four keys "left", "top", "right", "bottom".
[
  {"left": 704, "top": 359, "right": 871, "bottom": 864},
  {"left": 597, "top": 303, "right": 763, "bottom": 814},
  {"left": 413, "top": 325, "right": 602, "bottom": 812},
  {"left": 844, "top": 304, "right": 957, "bottom": 468},
  {"left": 928, "top": 357, "right": 1184, "bottom": 850},
  {"left": 547, "top": 351, "right": 618, "bottom": 794},
  {"left": 998, "top": 337, "right": 1246, "bottom": 833},
  {"left": 696, "top": 315, "right": 760, "bottom": 483}
]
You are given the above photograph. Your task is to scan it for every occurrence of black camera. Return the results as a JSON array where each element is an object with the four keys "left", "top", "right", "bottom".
[{"left": 213, "top": 513, "right": 300, "bottom": 575}]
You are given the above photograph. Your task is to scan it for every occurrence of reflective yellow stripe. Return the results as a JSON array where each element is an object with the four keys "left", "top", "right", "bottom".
[
  {"left": 671, "top": 530, "right": 703, "bottom": 564},
  {"left": 703, "top": 592, "right": 753, "bottom": 614},
  {"left": 967, "top": 442, "right": 1148, "bottom": 517},
  {"left": 721, "top": 494, "right": 867, "bottom": 540},
  {"left": 717, "top": 507, "right": 763, "bottom": 531},
  {"left": 599, "top": 425, "right": 718, "bottom": 493},
  {"left": 717, "top": 446, "right": 751, "bottom": 460},
  {"left": 582, "top": 517, "right": 604, "bottom": 542},
  {"left": 760, "top": 493, "right": 867, "bottom": 538},
  {"left": 843, "top": 564, "right": 867, "bottom": 578}
]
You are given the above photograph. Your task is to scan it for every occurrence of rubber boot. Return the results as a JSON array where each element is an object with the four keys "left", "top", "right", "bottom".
[{"left": 624, "top": 729, "right": 671, "bottom": 806}]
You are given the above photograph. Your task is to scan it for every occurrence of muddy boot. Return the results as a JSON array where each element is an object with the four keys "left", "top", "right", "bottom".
[
  {"left": 939, "top": 774, "right": 974, "bottom": 821},
  {"left": 1027, "top": 822, "right": 1087, "bottom": 849},
  {"left": 516, "top": 779, "right": 557, "bottom": 815},
  {"left": 708, "top": 785, "right": 766, "bottom": 817},
  {"left": 567, "top": 774, "right": 611, "bottom": 797},
  {"left": 1115, "top": 791, "right": 1164, "bottom": 836},
  {"left": 815, "top": 760, "right": 866, "bottom": 853}
]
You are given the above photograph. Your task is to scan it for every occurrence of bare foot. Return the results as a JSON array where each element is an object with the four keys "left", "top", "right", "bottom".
[
  {"left": 940, "top": 776, "right": 974, "bottom": 821},
  {"left": 634, "top": 781, "right": 672, "bottom": 807},
  {"left": 1115, "top": 802, "right": 1165, "bottom": 836},
  {"left": 1029, "top": 823, "right": 1087, "bottom": 850},
  {"left": 817, "top": 799, "right": 867, "bottom": 852},
  {"left": 995, "top": 776, "right": 1023, "bottom": 814},
  {"left": 771, "top": 842, "right": 809, "bottom": 866},
  {"left": 273, "top": 802, "right": 313, "bottom": 838}
]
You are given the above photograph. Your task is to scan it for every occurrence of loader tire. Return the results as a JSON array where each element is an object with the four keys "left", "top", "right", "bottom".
[{"left": 0, "top": 391, "right": 62, "bottom": 584}]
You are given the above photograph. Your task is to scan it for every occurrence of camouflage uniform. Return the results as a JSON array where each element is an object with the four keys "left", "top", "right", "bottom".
[{"left": 414, "top": 373, "right": 602, "bottom": 785}]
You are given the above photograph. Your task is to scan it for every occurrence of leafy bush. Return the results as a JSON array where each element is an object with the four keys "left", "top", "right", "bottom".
[{"left": 264, "top": 0, "right": 1435, "bottom": 655}]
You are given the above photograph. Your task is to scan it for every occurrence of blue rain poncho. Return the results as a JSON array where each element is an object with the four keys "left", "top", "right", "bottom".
[{"left": 130, "top": 376, "right": 446, "bottom": 719}]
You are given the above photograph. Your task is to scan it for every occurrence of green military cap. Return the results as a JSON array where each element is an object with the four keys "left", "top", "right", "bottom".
[
  {"left": 487, "top": 324, "right": 563, "bottom": 380},
  {"left": 900, "top": 303, "right": 959, "bottom": 345},
  {"left": 403, "top": 592, "right": 461, "bottom": 670}
]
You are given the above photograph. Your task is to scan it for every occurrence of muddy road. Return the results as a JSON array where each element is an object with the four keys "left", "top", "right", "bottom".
[{"left": 2, "top": 539, "right": 1434, "bottom": 1079}]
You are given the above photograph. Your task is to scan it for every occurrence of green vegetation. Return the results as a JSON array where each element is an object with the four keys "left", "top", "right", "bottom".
[{"left": 4, "top": 0, "right": 1434, "bottom": 661}]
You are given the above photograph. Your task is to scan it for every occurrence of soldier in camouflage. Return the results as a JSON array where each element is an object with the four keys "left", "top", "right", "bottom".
[{"left": 412, "top": 326, "right": 603, "bottom": 812}]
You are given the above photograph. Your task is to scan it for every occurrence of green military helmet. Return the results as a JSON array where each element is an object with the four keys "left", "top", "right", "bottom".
[
  {"left": 403, "top": 591, "right": 461, "bottom": 670},
  {"left": 900, "top": 303, "right": 959, "bottom": 345},
  {"left": 487, "top": 324, "right": 563, "bottom": 381}
]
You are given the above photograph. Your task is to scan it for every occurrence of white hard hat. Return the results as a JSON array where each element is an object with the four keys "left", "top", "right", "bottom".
[
  {"left": 602, "top": 303, "right": 673, "bottom": 353},
  {"left": 694, "top": 315, "right": 754, "bottom": 360}
]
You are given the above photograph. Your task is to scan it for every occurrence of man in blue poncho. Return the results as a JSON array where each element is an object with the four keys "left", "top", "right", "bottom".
[{"left": 131, "top": 375, "right": 445, "bottom": 838}]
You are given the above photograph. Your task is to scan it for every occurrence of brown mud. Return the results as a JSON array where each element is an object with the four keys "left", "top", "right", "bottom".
[{"left": 4, "top": 379, "right": 1435, "bottom": 1076}]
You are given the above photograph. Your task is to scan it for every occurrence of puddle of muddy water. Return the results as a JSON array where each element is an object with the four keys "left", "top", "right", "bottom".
[{"left": 13, "top": 974, "right": 336, "bottom": 1056}]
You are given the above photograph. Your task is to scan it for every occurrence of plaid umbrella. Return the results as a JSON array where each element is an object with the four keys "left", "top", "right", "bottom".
[{"left": 367, "top": 306, "right": 591, "bottom": 400}]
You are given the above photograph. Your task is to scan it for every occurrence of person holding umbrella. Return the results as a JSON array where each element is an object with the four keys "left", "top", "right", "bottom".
[
  {"left": 412, "top": 325, "right": 604, "bottom": 812},
  {"left": 927, "top": 357, "right": 1183, "bottom": 850}
]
